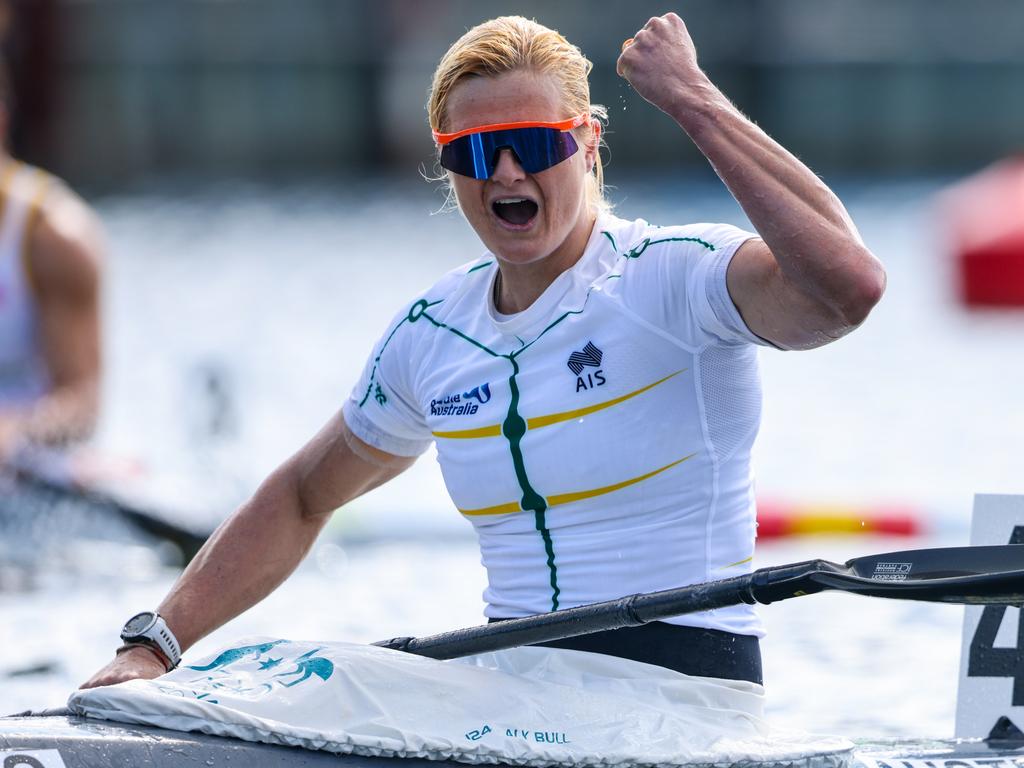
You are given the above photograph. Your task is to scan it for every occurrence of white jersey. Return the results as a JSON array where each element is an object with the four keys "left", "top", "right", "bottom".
[
  {"left": 0, "top": 161, "right": 51, "bottom": 405},
  {"left": 344, "top": 214, "right": 767, "bottom": 637}
]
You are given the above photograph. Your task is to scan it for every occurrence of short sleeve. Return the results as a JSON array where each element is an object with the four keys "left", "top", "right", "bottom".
[
  {"left": 342, "top": 304, "right": 433, "bottom": 458},
  {"left": 620, "top": 222, "right": 767, "bottom": 348},
  {"left": 683, "top": 223, "right": 768, "bottom": 346}
]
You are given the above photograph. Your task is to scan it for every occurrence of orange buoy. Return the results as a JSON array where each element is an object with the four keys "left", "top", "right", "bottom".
[{"left": 940, "top": 156, "right": 1024, "bottom": 307}]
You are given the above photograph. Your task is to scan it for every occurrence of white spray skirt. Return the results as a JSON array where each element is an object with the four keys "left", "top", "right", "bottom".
[{"left": 69, "top": 637, "right": 851, "bottom": 767}]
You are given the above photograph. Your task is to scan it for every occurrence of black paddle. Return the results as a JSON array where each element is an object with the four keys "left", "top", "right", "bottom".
[
  {"left": 375, "top": 544, "right": 1024, "bottom": 660},
  {"left": 4, "top": 465, "right": 210, "bottom": 562}
]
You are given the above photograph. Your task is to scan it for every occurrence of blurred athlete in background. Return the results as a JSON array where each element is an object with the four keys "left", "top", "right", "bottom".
[{"left": 0, "top": 60, "right": 103, "bottom": 461}]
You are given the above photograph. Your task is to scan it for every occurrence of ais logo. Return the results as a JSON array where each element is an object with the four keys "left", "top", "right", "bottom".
[{"left": 567, "top": 341, "right": 606, "bottom": 393}]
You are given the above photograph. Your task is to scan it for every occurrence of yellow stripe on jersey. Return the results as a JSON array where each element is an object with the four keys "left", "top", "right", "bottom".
[
  {"left": 459, "top": 500, "right": 524, "bottom": 517},
  {"left": 458, "top": 452, "right": 696, "bottom": 516},
  {"left": 432, "top": 423, "right": 502, "bottom": 439},
  {"left": 717, "top": 556, "right": 753, "bottom": 569},
  {"left": 546, "top": 453, "right": 696, "bottom": 507},
  {"left": 434, "top": 369, "right": 685, "bottom": 440},
  {"left": 527, "top": 370, "right": 685, "bottom": 430}
]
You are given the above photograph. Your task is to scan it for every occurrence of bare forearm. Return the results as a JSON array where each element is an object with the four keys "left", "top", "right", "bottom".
[
  {"left": 153, "top": 413, "right": 410, "bottom": 652},
  {"left": 157, "top": 463, "right": 329, "bottom": 652},
  {"left": 669, "top": 77, "right": 884, "bottom": 318},
  {"left": 80, "top": 412, "right": 413, "bottom": 689}
]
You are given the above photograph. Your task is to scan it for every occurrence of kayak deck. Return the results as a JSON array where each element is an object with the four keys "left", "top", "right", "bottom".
[{"left": 3, "top": 714, "right": 1023, "bottom": 768}]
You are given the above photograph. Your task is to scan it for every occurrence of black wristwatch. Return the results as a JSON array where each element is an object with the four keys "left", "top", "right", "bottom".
[{"left": 119, "top": 611, "right": 182, "bottom": 670}]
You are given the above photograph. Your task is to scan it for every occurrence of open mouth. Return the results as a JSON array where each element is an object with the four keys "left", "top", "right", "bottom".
[{"left": 492, "top": 198, "right": 539, "bottom": 227}]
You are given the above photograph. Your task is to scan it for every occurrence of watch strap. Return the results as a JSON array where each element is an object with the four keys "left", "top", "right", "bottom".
[
  {"left": 122, "top": 613, "right": 182, "bottom": 670},
  {"left": 117, "top": 641, "right": 173, "bottom": 672}
]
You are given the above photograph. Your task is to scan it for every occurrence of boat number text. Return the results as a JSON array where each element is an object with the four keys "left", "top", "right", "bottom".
[
  {"left": 464, "top": 725, "right": 491, "bottom": 741},
  {"left": 0, "top": 750, "right": 68, "bottom": 768},
  {"left": 966, "top": 525, "right": 1024, "bottom": 707}
]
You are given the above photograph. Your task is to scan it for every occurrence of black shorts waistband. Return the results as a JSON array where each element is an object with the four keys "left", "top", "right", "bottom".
[{"left": 488, "top": 619, "right": 762, "bottom": 685}]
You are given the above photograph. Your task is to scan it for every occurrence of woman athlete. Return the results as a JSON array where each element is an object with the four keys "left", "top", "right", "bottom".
[{"left": 84, "top": 13, "right": 884, "bottom": 689}]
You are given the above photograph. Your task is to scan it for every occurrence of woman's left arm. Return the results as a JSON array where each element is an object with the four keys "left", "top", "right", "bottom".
[{"left": 619, "top": 13, "right": 886, "bottom": 350}]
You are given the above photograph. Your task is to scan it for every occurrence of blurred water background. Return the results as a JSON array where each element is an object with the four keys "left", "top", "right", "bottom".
[{"left": 2, "top": 0, "right": 1024, "bottom": 741}]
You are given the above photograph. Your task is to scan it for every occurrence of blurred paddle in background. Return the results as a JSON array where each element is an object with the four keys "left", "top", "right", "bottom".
[{"left": 0, "top": 447, "right": 210, "bottom": 568}]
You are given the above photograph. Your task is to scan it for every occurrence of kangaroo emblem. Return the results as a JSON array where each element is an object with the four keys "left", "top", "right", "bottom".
[
  {"left": 462, "top": 383, "right": 491, "bottom": 404},
  {"left": 187, "top": 640, "right": 289, "bottom": 672},
  {"left": 274, "top": 648, "right": 335, "bottom": 687}
]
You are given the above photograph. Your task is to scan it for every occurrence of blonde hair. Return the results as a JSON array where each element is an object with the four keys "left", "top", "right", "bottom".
[{"left": 427, "top": 16, "right": 609, "bottom": 213}]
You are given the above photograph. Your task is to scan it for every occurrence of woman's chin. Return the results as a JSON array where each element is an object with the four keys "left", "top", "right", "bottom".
[
  {"left": 490, "top": 243, "right": 551, "bottom": 267},
  {"left": 481, "top": 221, "right": 550, "bottom": 262}
]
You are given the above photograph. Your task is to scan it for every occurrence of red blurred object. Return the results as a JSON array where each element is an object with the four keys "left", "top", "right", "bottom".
[
  {"left": 941, "top": 156, "right": 1024, "bottom": 307},
  {"left": 755, "top": 499, "right": 924, "bottom": 539}
]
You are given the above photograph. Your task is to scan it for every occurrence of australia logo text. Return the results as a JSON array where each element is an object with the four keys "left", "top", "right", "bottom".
[{"left": 431, "top": 383, "right": 491, "bottom": 416}]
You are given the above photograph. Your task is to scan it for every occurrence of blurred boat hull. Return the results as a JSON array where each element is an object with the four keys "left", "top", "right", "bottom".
[{"left": 1, "top": 713, "right": 1022, "bottom": 768}]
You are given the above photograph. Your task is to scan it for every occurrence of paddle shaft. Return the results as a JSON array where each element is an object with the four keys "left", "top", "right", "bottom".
[
  {"left": 377, "top": 546, "right": 1024, "bottom": 660},
  {"left": 379, "top": 562, "right": 816, "bottom": 659}
]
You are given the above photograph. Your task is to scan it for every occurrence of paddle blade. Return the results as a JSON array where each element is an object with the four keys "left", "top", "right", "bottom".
[
  {"left": 811, "top": 545, "right": 1024, "bottom": 604},
  {"left": 847, "top": 545, "right": 1024, "bottom": 581}
]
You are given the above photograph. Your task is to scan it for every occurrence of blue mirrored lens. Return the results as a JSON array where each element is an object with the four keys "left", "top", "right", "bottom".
[{"left": 440, "top": 127, "right": 580, "bottom": 179}]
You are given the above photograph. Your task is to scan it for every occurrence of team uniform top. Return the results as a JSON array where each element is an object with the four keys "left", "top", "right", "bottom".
[
  {"left": 0, "top": 161, "right": 53, "bottom": 405},
  {"left": 343, "top": 213, "right": 768, "bottom": 638}
]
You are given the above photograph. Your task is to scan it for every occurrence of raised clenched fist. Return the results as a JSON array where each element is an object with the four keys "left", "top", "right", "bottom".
[{"left": 617, "top": 13, "right": 709, "bottom": 117}]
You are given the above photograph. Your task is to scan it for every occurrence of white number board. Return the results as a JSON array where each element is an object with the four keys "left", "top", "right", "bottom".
[
  {"left": 0, "top": 749, "right": 68, "bottom": 767},
  {"left": 955, "top": 494, "right": 1024, "bottom": 739}
]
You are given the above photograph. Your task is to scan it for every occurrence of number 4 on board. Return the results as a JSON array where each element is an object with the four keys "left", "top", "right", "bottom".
[{"left": 967, "top": 525, "right": 1024, "bottom": 707}]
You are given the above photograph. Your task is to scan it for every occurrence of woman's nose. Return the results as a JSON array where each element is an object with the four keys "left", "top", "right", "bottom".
[{"left": 490, "top": 148, "right": 527, "bottom": 183}]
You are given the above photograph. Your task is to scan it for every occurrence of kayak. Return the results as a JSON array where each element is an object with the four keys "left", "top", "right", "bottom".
[
  {"left": 3, "top": 542, "right": 1020, "bottom": 768},
  {"left": 1, "top": 711, "right": 439, "bottom": 768},
  {"left": 1, "top": 711, "right": 1023, "bottom": 768}
]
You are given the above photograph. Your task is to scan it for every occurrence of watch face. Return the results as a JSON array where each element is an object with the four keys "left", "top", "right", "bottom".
[{"left": 123, "top": 612, "right": 157, "bottom": 637}]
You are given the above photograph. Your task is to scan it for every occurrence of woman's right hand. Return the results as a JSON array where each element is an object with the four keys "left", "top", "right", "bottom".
[{"left": 80, "top": 645, "right": 168, "bottom": 689}]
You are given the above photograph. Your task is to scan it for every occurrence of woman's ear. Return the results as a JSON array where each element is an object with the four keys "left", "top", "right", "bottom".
[{"left": 585, "top": 120, "right": 601, "bottom": 173}]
